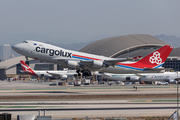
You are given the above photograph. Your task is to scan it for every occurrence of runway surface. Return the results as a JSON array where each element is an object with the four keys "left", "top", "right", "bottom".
[
  {"left": 0, "top": 99, "right": 178, "bottom": 119},
  {"left": 0, "top": 80, "right": 178, "bottom": 96},
  {"left": 0, "top": 80, "right": 179, "bottom": 119}
]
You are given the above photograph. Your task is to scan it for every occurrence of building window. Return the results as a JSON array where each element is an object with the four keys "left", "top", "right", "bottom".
[
  {"left": 57, "top": 64, "right": 64, "bottom": 70},
  {"left": 34, "top": 64, "right": 54, "bottom": 70},
  {"left": 163, "top": 59, "right": 180, "bottom": 71}
]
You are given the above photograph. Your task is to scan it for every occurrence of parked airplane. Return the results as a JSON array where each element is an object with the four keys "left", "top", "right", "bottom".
[
  {"left": 12, "top": 40, "right": 173, "bottom": 75},
  {"left": 20, "top": 60, "right": 77, "bottom": 79},
  {"left": 101, "top": 72, "right": 179, "bottom": 83}
]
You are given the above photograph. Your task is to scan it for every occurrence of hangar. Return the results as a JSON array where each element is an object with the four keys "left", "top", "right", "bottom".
[
  {"left": 80, "top": 34, "right": 180, "bottom": 71},
  {"left": 80, "top": 34, "right": 167, "bottom": 58},
  {"left": 0, "top": 34, "right": 180, "bottom": 79}
]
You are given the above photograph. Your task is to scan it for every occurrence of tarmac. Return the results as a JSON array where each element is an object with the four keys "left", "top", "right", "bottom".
[{"left": 0, "top": 80, "right": 179, "bottom": 119}]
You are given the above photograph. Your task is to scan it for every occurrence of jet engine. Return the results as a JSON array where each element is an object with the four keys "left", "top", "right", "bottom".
[
  {"left": 92, "top": 60, "right": 103, "bottom": 68},
  {"left": 66, "top": 60, "right": 78, "bottom": 68}
]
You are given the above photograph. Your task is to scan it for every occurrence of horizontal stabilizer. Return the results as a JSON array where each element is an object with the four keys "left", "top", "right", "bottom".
[
  {"left": 19, "top": 70, "right": 25, "bottom": 73},
  {"left": 19, "top": 70, "right": 29, "bottom": 73}
]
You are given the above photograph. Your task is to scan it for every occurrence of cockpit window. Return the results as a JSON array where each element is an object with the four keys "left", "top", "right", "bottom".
[{"left": 23, "top": 41, "right": 28, "bottom": 43}]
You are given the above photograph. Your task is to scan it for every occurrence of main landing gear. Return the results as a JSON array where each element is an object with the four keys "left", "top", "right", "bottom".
[{"left": 76, "top": 69, "right": 92, "bottom": 77}]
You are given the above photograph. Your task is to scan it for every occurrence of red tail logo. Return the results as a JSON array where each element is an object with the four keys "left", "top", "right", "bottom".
[
  {"left": 149, "top": 51, "right": 162, "bottom": 64},
  {"left": 20, "top": 60, "right": 37, "bottom": 76}
]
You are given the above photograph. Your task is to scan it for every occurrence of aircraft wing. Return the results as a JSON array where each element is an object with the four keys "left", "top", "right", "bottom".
[
  {"left": 79, "top": 58, "right": 133, "bottom": 66},
  {"left": 103, "top": 57, "right": 133, "bottom": 66},
  {"left": 46, "top": 71, "right": 64, "bottom": 77},
  {"left": 53, "top": 57, "right": 132, "bottom": 69}
]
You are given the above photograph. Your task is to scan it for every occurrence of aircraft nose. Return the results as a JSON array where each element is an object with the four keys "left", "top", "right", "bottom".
[
  {"left": 12, "top": 44, "right": 19, "bottom": 51},
  {"left": 12, "top": 43, "right": 24, "bottom": 53}
]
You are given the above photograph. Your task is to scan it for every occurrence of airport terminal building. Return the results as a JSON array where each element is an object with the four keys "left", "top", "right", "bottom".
[{"left": 0, "top": 34, "right": 180, "bottom": 79}]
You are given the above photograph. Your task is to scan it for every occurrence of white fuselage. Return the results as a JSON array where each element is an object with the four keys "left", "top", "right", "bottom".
[
  {"left": 12, "top": 40, "right": 165, "bottom": 74},
  {"left": 33, "top": 70, "right": 76, "bottom": 78},
  {"left": 102, "top": 72, "right": 179, "bottom": 82},
  {"left": 33, "top": 70, "right": 53, "bottom": 77}
]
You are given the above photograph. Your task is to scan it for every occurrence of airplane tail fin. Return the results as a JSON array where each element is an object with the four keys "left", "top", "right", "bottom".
[
  {"left": 20, "top": 60, "right": 35, "bottom": 73},
  {"left": 135, "top": 45, "right": 173, "bottom": 68}
]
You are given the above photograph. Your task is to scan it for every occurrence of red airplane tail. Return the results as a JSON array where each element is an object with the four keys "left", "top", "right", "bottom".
[
  {"left": 20, "top": 60, "right": 36, "bottom": 75},
  {"left": 120, "top": 45, "right": 173, "bottom": 69},
  {"left": 135, "top": 45, "right": 173, "bottom": 68}
]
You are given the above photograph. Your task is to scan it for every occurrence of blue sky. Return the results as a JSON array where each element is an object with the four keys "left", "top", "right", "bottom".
[{"left": 0, "top": 0, "right": 180, "bottom": 44}]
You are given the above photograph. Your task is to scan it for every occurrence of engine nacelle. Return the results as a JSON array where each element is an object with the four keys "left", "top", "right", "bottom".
[
  {"left": 92, "top": 60, "right": 103, "bottom": 68},
  {"left": 61, "top": 74, "right": 67, "bottom": 79},
  {"left": 66, "top": 61, "right": 78, "bottom": 68}
]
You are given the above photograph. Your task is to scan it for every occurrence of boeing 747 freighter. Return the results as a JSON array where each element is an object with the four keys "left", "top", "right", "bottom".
[{"left": 12, "top": 40, "right": 173, "bottom": 75}]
